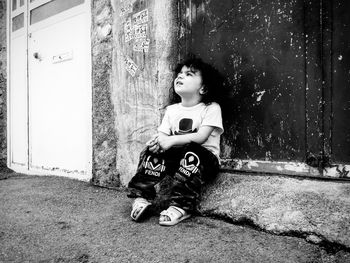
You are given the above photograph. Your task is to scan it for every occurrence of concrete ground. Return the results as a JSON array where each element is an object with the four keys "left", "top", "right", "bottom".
[{"left": 0, "top": 172, "right": 350, "bottom": 263}]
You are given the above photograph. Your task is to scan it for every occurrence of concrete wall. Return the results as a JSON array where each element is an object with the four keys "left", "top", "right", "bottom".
[
  {"left": 110, "top": 0, "right": 177, "bottom": 185},
  {"left": 90, "top": 0, "right": 177, "bottom": 186},
  {"left": 0, "top": 0, "right": 7, "bottom": 167}
]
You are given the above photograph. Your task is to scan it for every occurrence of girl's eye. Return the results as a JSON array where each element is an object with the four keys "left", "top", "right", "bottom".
[{"left": 177, "top": 71, "right": 193, "bottom": 77}]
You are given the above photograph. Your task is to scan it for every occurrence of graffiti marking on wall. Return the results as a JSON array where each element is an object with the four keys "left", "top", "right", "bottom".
[
  {"left": 120, "top": 1, "right": 133, "bottom": 16},
  {"left": 133, "top": 38, "right": 150, "bottom": 52},
  {"left": 133, "top": 9, "right": 148, "bottom": 25},
  {"left": 124, "top": 55, "right": 138, "bottom": 77},
  {"left": 123, "top": 8, "right": 150, "bottom": 52}
]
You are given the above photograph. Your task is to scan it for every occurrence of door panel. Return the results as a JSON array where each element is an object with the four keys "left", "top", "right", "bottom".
[
  {"left": 28, "top": 13, "right": 90, "bottom": 173},
  {"left": 10, "top": 35, "right": 28, "bottom": 166}
]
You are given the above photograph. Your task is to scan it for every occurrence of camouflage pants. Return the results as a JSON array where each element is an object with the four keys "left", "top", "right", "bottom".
[{"left": 127, "top": 143, "right": 219, "bottom": 212}]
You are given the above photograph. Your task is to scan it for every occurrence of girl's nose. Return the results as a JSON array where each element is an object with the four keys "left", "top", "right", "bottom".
[{"left": 178, "top": 73, "right": 185, "bottom": 79}]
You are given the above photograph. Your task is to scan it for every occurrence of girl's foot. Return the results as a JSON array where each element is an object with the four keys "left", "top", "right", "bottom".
[
  {"left": 159, "top": 206, "right": 191, "bottom": 226},
  {"left": 130, "top": 197, "right": 152, "bottom": 221}
]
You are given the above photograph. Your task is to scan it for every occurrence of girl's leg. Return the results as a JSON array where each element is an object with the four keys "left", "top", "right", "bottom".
[
  {"left": 168, "top": 142, "right": 219, "bottom": 213},
  {"left": 127, "top": 147, "right": 168, "bottom": 200},
  {"left": 128, "top": 147, "right": 183, "bottom": 221}
]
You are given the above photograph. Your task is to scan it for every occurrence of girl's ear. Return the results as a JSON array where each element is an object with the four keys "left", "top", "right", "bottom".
[{"left": 199, "top": 86, "right": 208, "bottom": 95}]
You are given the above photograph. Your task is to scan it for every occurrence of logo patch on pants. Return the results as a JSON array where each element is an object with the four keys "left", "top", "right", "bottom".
[
  {"left": 179, "top": 152, "right": 200, "bottom": 176},
  {"left": 143, "top": 156, "right": 165, "bottom": 177}
]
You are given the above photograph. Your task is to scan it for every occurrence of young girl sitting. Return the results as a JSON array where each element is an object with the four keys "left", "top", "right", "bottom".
[{"left": 127, "top": 56, "right": 224, "bottom": 226}]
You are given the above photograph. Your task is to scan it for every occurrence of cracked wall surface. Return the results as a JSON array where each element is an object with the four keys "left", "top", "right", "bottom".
[
  {"left": 91, "top": 0, "right": 119, "bottom": 187},
  {"left": 90, "top": 0, "right": 177, "bottom": 186}
]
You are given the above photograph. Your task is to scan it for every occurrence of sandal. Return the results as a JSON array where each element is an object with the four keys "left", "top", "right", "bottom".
[
  {"left": 130, "top": 197, "right": 152, "bottom": 221},
  {"left": 159, "top": 206, "right": 191, "bottom": 226}
]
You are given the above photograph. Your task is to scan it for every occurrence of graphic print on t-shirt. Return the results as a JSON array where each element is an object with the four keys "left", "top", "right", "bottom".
[{"left": 174, "top": 118, "right": 198, "bottom": 135}]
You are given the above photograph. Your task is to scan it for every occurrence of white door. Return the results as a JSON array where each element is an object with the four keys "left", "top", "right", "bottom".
[{"left": 8, "top": 0, "right": 92, "bottom": 180}]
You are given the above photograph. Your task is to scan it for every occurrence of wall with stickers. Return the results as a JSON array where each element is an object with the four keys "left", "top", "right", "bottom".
[{"left": 111, "top": 0, "right": 177, "bottom": 185}]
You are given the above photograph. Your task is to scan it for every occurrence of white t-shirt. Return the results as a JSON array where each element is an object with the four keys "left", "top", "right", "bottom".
[{"left": 158, "top": 102, "right": 224, "bottom": 159}]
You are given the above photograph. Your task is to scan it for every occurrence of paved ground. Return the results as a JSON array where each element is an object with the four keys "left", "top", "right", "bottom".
[{"left": 0, "top": 172, "right": 349, "bottom": 263}]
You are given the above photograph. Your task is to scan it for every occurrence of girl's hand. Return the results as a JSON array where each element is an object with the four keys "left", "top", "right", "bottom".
[{"left": 146, "top": 134, "right": 160, "bottom": 153}]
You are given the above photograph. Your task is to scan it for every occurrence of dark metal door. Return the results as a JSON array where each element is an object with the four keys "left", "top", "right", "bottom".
[{"left": 177, "top": 0, "right": 350, "bottom": 173}]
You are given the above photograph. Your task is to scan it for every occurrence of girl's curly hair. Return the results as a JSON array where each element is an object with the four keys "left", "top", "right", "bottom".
[{"left": 169, "top": 55, "right": 225, "bottom": 105}]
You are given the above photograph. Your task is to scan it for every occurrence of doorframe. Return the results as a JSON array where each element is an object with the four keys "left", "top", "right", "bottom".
[{"left": 7, "top": 0, "right": 93, "bottom": 181}]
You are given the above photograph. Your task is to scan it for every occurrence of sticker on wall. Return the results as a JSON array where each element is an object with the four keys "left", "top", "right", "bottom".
[
  {"left": 133, "top": 38, "right": 150, "bottom": 52},
  {"left": 124, "top": 18, "right": 133, "bottom": 42},
  {"left": 133, "top": 9, "right": 148, "bottom": 25},
  {"left": 124, "top": 56, "right": 138, "bottom": 77},
  {"left": 134, "top": 24, "right": 147, "bottom": 39},
  {"left": 120, "top": 2, "right": 133, "bottom": 17}
]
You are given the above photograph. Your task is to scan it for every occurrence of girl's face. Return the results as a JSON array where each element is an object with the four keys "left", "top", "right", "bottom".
[{"left": 174, "top": 66, "right": 204, "bottom": 99}]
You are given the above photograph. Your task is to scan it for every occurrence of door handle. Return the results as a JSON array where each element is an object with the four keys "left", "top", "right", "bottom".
[{"left": 33, "top": 52, "right": 41, "bottom": 61}]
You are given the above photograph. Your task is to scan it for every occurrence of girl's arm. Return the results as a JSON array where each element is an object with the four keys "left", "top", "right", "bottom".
[{"left": 157, "top": 126, "right": 215, "bottom": 151}]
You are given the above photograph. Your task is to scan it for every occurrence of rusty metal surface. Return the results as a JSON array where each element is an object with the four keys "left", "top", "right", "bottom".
[
  {"left": 178, "top": 0, "right": 307, "bottom": 162},
  {"left": 304, "top": 0, "right": 324, "bottom": 168}
]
